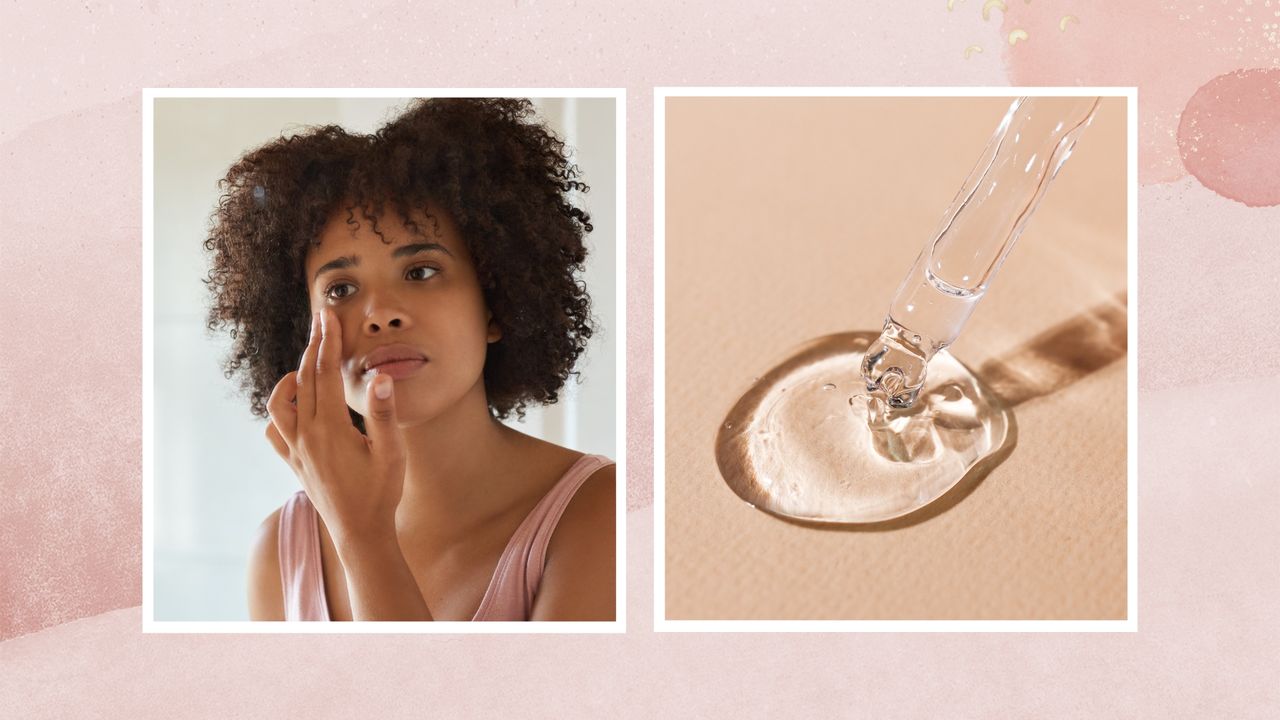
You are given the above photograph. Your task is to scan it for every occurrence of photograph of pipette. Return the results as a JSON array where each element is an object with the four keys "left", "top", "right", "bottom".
[
  {"left": 662, "top": 92, "right": 1130, "bottom": 621},
  {"left": 716, "top": 97, "right": 1105, "bottom": 525}
]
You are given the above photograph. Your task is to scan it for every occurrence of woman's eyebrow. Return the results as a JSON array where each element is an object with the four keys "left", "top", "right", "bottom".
[
  {"left": 393, "top": 242, "right": 453, "bottom": 259},
  {"left": 312, "top": 243, "right": 453, "bottom": 284},
  {"left": 313, "top": 255, "right": 358, "bottom": 284}
]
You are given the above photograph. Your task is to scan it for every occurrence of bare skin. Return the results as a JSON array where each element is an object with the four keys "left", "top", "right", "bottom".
[{"left": 246, "top": 207, "right": 615, "bottom": 621}]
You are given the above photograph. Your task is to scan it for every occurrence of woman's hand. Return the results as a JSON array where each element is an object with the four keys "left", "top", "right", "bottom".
[
  {"left": 264, "top": 309, "right": 431, "bottom": 620},
  {"left": 264, "top": 309, "right": 406, "bottom": 553}
]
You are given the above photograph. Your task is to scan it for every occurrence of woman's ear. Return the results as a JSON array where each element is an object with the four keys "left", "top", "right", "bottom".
[{"left": 486, "top": 310, "right": 502, "bottom": 343}]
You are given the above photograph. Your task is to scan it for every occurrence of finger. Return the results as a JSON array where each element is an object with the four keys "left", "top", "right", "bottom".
[
  {"left": 363, "top": 374, "right": 405, "bottom": 467},
  {"left": 314, "top": 308, "right": 346, "bottom": 424},
  {"left": 296, "top": 311, "right": 321, "bottom": 422},
  {"left": 265, "top": 371, "right": 299, "bottom": 445},
  {"left": 264, "top": 420, "right": 292, "bottom": 464}
]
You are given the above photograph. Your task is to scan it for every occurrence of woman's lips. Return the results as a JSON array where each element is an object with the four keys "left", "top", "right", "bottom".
[{"left": 364, "top": 359, "right": 427, "bottom": 381}]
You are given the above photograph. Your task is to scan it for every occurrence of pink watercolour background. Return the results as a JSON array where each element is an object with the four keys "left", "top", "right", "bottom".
[{"left": 1, "top": 0, "right": 1278, "bottom": 716}]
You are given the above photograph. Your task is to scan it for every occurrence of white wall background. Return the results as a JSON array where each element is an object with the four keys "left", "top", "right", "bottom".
[{"left": 152, "top": 97, "right": 616, "bottom": 621}]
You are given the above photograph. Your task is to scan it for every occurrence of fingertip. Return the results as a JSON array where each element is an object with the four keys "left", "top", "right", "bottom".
[{"left": 374, "top": 374, "right": 394, "bottom": 401}]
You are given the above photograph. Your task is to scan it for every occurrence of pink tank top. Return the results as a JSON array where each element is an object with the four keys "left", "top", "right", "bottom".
[{"left": 277, "top": 454, "right": 613, "bottom": 621}]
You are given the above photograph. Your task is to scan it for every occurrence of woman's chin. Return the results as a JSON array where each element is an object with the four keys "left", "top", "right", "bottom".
[{"left": 374, "top": 397, "right": 456, "bottom": 429}]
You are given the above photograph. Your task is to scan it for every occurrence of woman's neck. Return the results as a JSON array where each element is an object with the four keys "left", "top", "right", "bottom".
[{"left": 393, "top": 380, "right": 528, "bottom": 533}]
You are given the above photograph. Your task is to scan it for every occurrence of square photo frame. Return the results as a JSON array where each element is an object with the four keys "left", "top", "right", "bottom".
[
  {"left": 143, "top": 87, "right": 627, "bottom": 633},
  {"left": 655, "top": 87, "right": 1137, "bottom": 632}
]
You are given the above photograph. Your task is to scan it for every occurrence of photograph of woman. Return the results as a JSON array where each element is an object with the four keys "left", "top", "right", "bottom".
[{"left": 152, "top": 95, "right": 619, "bottom": 623}]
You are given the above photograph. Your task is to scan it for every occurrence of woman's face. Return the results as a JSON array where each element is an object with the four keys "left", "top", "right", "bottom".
[{"left": 303, "top": 206, "right": 500, "bottom": 425}]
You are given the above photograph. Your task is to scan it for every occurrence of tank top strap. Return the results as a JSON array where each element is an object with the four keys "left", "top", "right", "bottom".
[
  {"left": 277, "top": 490, "right": 330, "bottom": 621},
  {"left": 472, "top": 454, "right": 614, "bottom": 620}
]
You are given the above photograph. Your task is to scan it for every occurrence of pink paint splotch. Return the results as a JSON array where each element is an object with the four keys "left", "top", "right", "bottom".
[
  {"left": 996, "top": 0, "right": 1280, "bottom": 185},
  {"left": 1178, "top": 68, "right": 1280, "bottom": 207}
]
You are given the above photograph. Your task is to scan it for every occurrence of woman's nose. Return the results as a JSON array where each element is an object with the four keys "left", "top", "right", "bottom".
[
  {"left": 365, "top": 314, "right": 405, "bottom": 333},
  {"left": 362, "top": 295, "right": 412, "bottom": 334}
]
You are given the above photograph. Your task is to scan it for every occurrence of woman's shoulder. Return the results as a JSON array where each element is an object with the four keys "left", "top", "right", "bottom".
[
  {"left": 558, "top": 456, "right": 615, "bottom": 513},
  {"left": 502, "top": 429, "right": 608, "bottom": 498},
  {"left": 522, "top": 433, "right": 614, "bottom": 510},
  {"left": 246, "top": 504, "right": 287, "bottom": 620},
  {"left": 525, "top": 440, "right": 614, "bottom": 518},
  {"left": 527, "top": 454, "right": 616, "bottom": 620}
]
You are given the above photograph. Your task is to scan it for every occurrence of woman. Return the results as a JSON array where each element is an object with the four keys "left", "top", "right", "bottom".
[{"left": 204, "top": 98, "right": 615, "bottom": 621}]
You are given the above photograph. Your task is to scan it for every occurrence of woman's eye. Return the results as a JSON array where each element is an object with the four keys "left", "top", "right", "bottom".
[
  {"left": 406, "top": 265, "right": 439, "bottom": 281},
  {"left": 325, "top": 282, "right": 355, "bottom": 300}
]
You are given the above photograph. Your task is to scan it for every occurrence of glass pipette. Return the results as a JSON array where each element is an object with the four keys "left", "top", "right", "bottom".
[{"left": 860, "top": 96, "right": 1102, "bottom": 409}]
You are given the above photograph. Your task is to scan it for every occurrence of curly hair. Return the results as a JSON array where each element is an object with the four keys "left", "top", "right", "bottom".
[{"left": 203, "top": 98, "right": 594, "bottom": 425}]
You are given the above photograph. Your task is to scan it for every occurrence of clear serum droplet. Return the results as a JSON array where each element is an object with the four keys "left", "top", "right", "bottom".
[{"left": 715, "top": 332, "right": 1012, "bottom": 524}]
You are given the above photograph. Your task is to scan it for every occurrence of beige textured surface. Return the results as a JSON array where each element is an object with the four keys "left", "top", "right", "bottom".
[{"left": 664, "top": 97, "right": 1128, "bottom": 620}]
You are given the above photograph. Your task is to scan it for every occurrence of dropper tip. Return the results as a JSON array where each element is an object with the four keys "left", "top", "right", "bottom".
[{"left": 861, "top": 332, "right": 927, "bottom": 409}]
